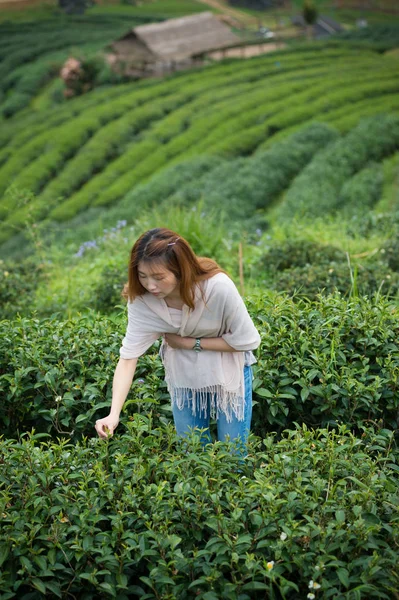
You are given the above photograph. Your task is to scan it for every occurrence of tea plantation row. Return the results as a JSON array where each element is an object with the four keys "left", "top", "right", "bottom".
[
  {"left": 0, "top": 423, "right": 398, "bottom": 599},
  {"left": 1, "top": 46, "right": 398, "bottom": 248},
  {"left": 0, "top": 14, "right": 158, "bottom": 118},
  {"left": 1, "top": 292, "right": 398, "bottom": 440},
  {"left": 2, "top": 115, "right": 399, "bottom": 310}
]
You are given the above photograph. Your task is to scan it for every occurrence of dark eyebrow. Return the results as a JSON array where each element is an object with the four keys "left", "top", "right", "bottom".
[{"left": 138, "top": 270, "right": 165, "bottom": 276}]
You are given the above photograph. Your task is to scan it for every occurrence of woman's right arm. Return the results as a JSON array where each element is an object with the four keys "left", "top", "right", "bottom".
[{"left": 95, "top": 357, "right": 138, "bottom": 439}]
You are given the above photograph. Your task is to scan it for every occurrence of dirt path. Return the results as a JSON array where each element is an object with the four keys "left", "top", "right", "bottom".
[
  {"left": 208, "top": 41, "right": 286, "bottom": 59},
  {"left": 197, "top": 0, "right": 259, "bottom": 28}
]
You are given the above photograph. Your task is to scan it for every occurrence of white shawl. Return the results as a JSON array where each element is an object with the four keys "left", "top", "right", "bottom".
[{"left": 119, "top": 273, "right": 261, "bottom": 421}]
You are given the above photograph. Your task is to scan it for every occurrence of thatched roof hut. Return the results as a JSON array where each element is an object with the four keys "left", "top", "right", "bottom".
[{"left": 109, "top": 12, "right": 240, "bottom": 76}]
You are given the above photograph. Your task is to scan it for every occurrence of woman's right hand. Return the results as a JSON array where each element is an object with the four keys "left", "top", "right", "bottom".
[{"left": 95, "top": 414, "right": 119, "bottom": 439}]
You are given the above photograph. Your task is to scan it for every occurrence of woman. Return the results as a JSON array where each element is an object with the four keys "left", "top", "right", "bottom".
[{"left": 95, "top": 228, "right": 260, "bottom": 453}]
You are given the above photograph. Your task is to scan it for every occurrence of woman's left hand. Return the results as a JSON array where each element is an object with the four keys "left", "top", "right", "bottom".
[{"left": 164, "top": 333, "right": 194, "bottom": 350}]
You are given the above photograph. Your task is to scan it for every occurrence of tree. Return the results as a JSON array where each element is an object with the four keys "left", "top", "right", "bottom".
[
  {"left": 302, "top": 0, "right": 318, "bottom": 26},
  {"left": 58, "top": 0, "right": 94, "bottom": 15},
  {"left": 302, "top": 0, "right": 317, "bottom": 39}
]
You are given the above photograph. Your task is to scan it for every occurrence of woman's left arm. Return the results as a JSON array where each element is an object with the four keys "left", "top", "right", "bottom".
[{"left": 164, "top": 280, "right": 260, "bottom": 353}]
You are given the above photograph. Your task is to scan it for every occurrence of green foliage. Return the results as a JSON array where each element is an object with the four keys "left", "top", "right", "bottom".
[
  {"left": 256, "top": 237, "right": 399, "bottom": 300},
  {"left": 0, "top": 313, "right": 120, "bottom": 438},
  {"left": 0, "top": 56, "right": 60, "bottom": 118},
  {"left": 1, "top": 45, "right": 398, "bottom": 251},
  {"left": 258, "top": 239, "right": 345, "bottom": 273},
  {"left": 0, "top": 258, "right": 44, "bottom": 320},
  {"left": 0, "top": 15, "right": 142, "bottom": 117},
  {"left": 1, "top": 293, "right": 399, "bottom": 440},
  {"left": 0, "top": 424, "right": 398, "bottom": 598},
  {"left": 0, "top": 312, "right": 168, "bottom": 439},
  {"left": 272, "top": 261, "right": 399, "bottom": 301},
  {"left": 334, "top": 24, "right": 399, "bottom": 52},
  {"left": 198, "top": 122, "right": 338, "bottom": 223},
  {"left": 124, "top": 122, "right": 338, "bottom": 229},
  {"left": 381, "top": 237, "right": 399, "bottom": 272},
  {"left": 303, "top": 0, "right": 318, "bottom": 26},
  {"left": 117, "top": 155, "right": 226, "bottom": 217},
  {"left": 248, "top": 293, "right": 399, "bottom": 435},
  {"left": 91, "top": 264, "right": 127, "bottom": 314},
  {"left": 338, "top": 162, "right": 384, "bottom": 216},
  {"left": 2, "top": 13, "right": 399, "bottom": 598},
  {"left": 346, "top": 210, "right": 399, "bottom": 239},
  {"left": 278, "top": 114, "right": 399, "bottom": 221}
]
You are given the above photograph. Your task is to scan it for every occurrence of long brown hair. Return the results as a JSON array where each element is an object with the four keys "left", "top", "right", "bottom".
[{"left": 122, "top": 228, "right": 225, "bottom": 309}]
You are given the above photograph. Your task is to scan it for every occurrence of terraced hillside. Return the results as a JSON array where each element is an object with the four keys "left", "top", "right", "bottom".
[{"left": 1, "top": 40, "right": 399, "bottom": 252}]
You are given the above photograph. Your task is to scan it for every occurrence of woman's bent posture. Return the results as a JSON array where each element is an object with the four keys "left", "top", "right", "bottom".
[{"left": 95, "top": 228, "right": 260, "bottom": 453}]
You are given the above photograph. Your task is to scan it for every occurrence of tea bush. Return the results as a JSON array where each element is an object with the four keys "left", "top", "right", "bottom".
[
  {"left": 262, "top": 74, "right": 399, "bottom": 138},
  {"left": 334, "top": 23, "right": 399, "bottom": 52},
  {"left": 327, "top": 95, "right": 399, "bottom": 133},
  {"left": 345, "top": 210, "right": 399, "bottom": 239},
  {"left": 0, "top": 84, "right": 196, "bottom": 230},
  {"left": 39, "top": 96, "right": 188, "bottom": 209},
  {"left": 91, "top": 265, "right": 127, "bottom": 315},
  {"left": 0, "top": 257, "right": 44, "bottom": 320},
  {"left": 197, "top": 123, "right": 338, "bottom": 221},
  {"left": 382, "top": 237, "right": 399, "bottom": 272},
  {"left": 116, "top": 155, "right": 226, "bottom": 217},
  {"left": 278, "top": 114, "right": 399, "bottom": 221},
  {"left": 0, "top": 46, "right": 357, "bottom": 152},
  {"left": 0, "top": 313, "right": 169, "bottom": 440},
  {"left": 0, "top": 14, "right": 152, "bottom": 116},
  {"left": 138, "top": 122, "right": 338, "bottom": 226},
  {"left": 48, "top": 120, "right": 337, "bottom": 239},
  {"left": 1, "top": 293, "right": 399, "bottom": 440},
  {"left": 0, "top": 423, "right": 398, "bottom": 599},
  {"left": 248, "top": 293, "right": 399, "bottom": 436},
  {"left": 271, "top": 262, "right": 399, "bottom": 302},
  {"left": 338, "top": 162, "right": 384, "bottom": 216},
  {"left": 256, "top": 238, "right": 399, "bottom": 302},
  {"left": 258, "top": 239, "right": 346, "bottom": 273}
]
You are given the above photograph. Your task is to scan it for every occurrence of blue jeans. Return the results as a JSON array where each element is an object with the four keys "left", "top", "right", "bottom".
[{"left": 172, "top": 366, "right": 253, "bottom": 455}]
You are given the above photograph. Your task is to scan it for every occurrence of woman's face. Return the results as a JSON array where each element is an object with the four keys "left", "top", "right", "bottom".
[{"left": 137, "top": 260, "right": 179, "bottom": 299}]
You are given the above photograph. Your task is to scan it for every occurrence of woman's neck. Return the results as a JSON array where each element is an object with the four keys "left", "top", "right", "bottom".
[{"left": 165, "top": 297, "right": 184, "bottom": 309}]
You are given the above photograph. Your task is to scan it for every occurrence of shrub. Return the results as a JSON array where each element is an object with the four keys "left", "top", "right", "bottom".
[
  {"left": 0, "top": 92, "right": 32, "bottom": 119},
  {"left": 261, "top": 72, "right": 399, "bottom": 140},
  {"left": 0, "top": 424, "right": 398, "bottom": 598},
  {"left": 338, "top": 162, "right": 384, "bottom": 216},
  {"left": 60, "top": 56, "right": 102, "bottom": 99},
  {"left": 258, "top": 239, "right": 345, "bottom": 273},
  {"left": 381, "top": 237, "right": 399, "bottom": 272},
  {"left": 0, "top": 257, "right": 44, "bottom": 320},
  {"left": 1, "top": 293, "right": 399, "bottom": 440},
  {"left": 0, "top": 312, "right": 168, "bottom": 440},
  {"left": 326, "top": 96, "right": 399, "bottom": 133},
  {"left": 278, "top": 114, "right": 399, "bottom": 221},
  {"left": 248, "top": 293, "right": 399, "bottom": 436},
  {"left": 256, "top": 238, "right": 399, "bottom": 301},
  {"left": 334, "top": 24, "right": 399, "bottom": 52},
  {"left": 163, "top": 123, "right": 338, "bottom": 224},
  {"left": 91, "top": 264, "right": 127, "bottom": 314},
  {"left": 117, "top": 155, "right": 225, "bottom": 214},
  {"left": 40, "top": 99, "right": 181, "bottom": 207},
  {"left": 271, "top": 262, "right": 399, "bottom": 301},
  {"left": 1, "top": 80, "right": 197, "bottom": 230},
  {"left": 345, "top": 210, "right": 399, "bottom": 239}
]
